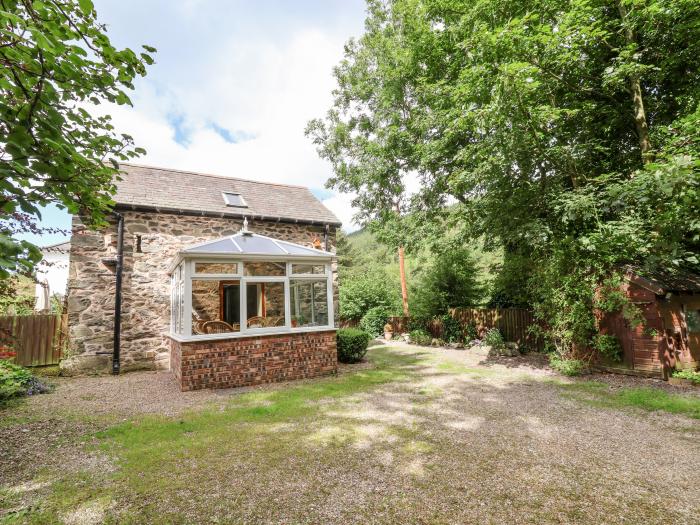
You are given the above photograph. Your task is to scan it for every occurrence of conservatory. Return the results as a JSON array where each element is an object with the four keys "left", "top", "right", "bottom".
[{"left": 167, "top": 226, "right": 338, "bottom": 391}]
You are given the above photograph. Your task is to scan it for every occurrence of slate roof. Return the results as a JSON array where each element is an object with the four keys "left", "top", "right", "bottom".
[{"left": 112, "top": 163, "right": 341, "bottom": 225}]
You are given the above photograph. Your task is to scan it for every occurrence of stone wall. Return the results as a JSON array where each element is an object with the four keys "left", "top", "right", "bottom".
[
  {"left": 170, "top": 330, "right": 337, "bottom": 391},
  {"left": 66, "top": 210, "right": 337, "bottom": 373}
]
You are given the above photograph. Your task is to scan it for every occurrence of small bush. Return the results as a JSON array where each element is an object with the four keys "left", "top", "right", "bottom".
[
  {"left": 360, "top": 306, "right": 390, "bottom": 337},
  {"left": 409, "top": 329, "right": 432, "bottom": 346},
  {"left": 464, "top": 321, "right": 478, "bottom": 342},
  {"left": 482, "top": 328, "right": 505, "bottom": 349},
  {"left": 549, "top": 354, "right": 587, "bottom": 376},
  {"left": 408, "top": 315, "right": 430, "bottom": 333},
  {"left": 594, "top": 334, "right": 622, "bottom": 362},
  {"left": 336, "top": 328, "right": 371, "bottom": 363},
  {"left": 439, "top": 314, "right": 462, "bottom": 343},
  {"left": 0, "top": 360, "right": 51, "bottom": 402},
  {"left": 672, "top": 369, "right": 700, "bottom": 385}
]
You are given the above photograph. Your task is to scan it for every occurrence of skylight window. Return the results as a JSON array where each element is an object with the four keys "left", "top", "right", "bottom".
[{"left": 222, "top": 192, "right": 247, "bottom": 207}]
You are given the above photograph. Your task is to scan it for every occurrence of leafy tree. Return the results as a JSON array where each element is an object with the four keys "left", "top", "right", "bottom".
[
  {"left": 339, "top": 271, "right": 401, "bottom": 321},
  {"left": 306, "top": 0, "right": 427, "bottom": 315},
  {"left": 0, "top": 275, "right": 35, "bottom": 315},
  {"left": 0, "top": 0, "right": 155, "bottom": 278},
  {"left": 411, "top": 246, "right": 482, "bottom": 318},
  {"left": 313, "top": 0, "right": 700, "bottom": 356}
]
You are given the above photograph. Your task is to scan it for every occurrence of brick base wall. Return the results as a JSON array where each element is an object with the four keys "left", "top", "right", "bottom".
[{"left": 169, "top": 330, "right": 338, "bottom": 391}]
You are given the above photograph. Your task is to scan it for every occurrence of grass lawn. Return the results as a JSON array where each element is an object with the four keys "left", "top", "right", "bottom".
[{"left": 1, "top": 344, "right": 699, "bottom": 524}]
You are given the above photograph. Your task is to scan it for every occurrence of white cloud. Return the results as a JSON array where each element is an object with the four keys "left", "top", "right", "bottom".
[{"left": 322, "top": 193, "right": 361, "bottom": 233}]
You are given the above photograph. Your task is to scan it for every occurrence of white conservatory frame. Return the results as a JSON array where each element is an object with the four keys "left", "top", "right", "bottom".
[{"left": 167, "top": 231, "right": 335, "bottom": 342}]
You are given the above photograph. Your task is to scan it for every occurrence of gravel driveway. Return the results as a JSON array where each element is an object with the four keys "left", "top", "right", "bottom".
[{"left": 1, "top": 344, "right": 699, "bottom": 524}]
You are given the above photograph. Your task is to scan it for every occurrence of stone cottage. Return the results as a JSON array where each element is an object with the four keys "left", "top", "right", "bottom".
[{"left": 66, "top": 163, "right": 341, "bottom": 390}]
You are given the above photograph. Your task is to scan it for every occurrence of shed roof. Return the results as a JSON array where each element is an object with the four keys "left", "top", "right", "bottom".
[
  {"left": 112, "top": 163, "right": 341, "bottom": 225},
  {"left": 625, "top": 266, "right": 700, "bottom": 295}
]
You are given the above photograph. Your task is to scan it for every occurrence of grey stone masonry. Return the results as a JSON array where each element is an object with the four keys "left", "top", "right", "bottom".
[{"left": 65, "top": 210, "right": 337, "bottom": 374}]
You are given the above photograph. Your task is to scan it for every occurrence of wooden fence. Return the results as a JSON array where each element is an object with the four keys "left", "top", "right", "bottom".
[
  {"left": 387, "top": 307, "right": 544, "bottom": 350},
  {"left": 0, "top": 314, "right": 68, "bottom": 366},
  {"left": 450, "top": 308, "right": 543, "bottom": 350}
]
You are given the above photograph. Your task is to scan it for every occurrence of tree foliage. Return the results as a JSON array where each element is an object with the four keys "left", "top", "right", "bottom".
[
  {"left": 410, "top": 246, "right": 482, "bottom": 317},
  {"left": 0, "top": 0, "right": 154, "bottom": 277},
  {"left": 311, "top": 0, "right": 700, "bottom": 356}
]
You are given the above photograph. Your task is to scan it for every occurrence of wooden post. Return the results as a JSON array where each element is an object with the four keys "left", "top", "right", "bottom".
[{"left": 398, "top": 245, "right": 409, "bottom": 316}]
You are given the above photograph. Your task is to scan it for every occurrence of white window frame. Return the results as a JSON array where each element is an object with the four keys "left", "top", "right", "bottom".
[{"left": 170, "top": 258, "right": 335, "bottom": 341}]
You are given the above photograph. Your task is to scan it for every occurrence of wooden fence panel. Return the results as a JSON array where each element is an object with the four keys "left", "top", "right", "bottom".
[
  {"left": 387, "top": 308, "right": 545, "bottom": 350},
  {"left": 0, "top": 314, "right": 66, "bottom": 366}
]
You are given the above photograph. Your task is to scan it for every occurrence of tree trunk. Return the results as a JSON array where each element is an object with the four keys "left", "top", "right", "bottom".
[
  {"left": 398, "top": 245, "right": 409, "bottom": 316},
  {"left": 617, "top": 1, "right": 652, "bottom": 163}
]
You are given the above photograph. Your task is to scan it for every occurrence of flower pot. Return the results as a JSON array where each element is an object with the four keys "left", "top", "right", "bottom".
[{"left": 384, "top": 332, "right": 393, "bottom": 340}]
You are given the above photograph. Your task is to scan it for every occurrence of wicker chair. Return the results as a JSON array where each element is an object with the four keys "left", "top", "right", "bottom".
[
  {"left": 246, "top": 316, "right": 266, "bottom": 328},
  {"left": 202, "top": 320, "right": 235, "bottom": 334},
  {"left": 193, "top": 319, "right": 207, "bottom": 335}
]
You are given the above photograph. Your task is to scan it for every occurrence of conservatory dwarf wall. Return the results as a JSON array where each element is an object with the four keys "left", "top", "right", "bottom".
[{"left": 167, "top": 231, "right": 338, "bottom": 391}]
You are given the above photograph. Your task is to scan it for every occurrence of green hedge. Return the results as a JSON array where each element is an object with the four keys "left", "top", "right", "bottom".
[{"left": 337, "top": 328, "right": 371, "bottom": 363}]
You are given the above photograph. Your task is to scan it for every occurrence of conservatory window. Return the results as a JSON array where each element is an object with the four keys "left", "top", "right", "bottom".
[
  {"left": 194, "top": 262, "right": 239, "bottom": 275},
  {"left": 246, "top": 282, "right": 286, "bottom": 328},
  {"left": 291, "top": 263, "right": 326, "bottom": 275},
  {"left": 244, "top": 261, "right": 285, "bottom": 276},
  {"left": 290, "top": 279, "right": 328, "bottom": 327},
  {"left": 171, "top": 263, "right": 185, "bottom": 335},
  {"left": 191, "top": 279, "right": 242, "bottom": 335}
]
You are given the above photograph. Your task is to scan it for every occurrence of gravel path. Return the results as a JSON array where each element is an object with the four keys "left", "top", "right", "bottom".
[{"left": 1, "top": 345, "right": 699, "bottom": 524}]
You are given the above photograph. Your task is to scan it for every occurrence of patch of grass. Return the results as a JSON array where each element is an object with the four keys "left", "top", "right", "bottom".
[
  {"left": 13, "top": 347, "right": 426, "bottom": 522},
  {"left": 558, "top": 380, "right": 700, "bottom": 419}
]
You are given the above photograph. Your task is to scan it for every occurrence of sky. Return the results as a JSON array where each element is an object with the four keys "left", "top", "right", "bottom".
[{"left": 27, "top": 0, "right": 367, "bottom": 247}]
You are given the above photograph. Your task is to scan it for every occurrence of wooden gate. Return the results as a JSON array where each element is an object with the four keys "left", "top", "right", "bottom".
[{"left": 0, "top": 314, "right": 67, "bottom": 366}]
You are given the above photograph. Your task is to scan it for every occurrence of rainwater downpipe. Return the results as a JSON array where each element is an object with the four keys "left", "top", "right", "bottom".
[
  {"left": 112, "top": 212, "right": 124, "bottom": 375},
  {"left": 324, "top": 224, "right": 329, "bottom": 251}
]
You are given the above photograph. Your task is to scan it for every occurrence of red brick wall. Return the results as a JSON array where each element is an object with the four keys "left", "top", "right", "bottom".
[{"left": 169, "top": 330, "right": 338, "bottom": 391}]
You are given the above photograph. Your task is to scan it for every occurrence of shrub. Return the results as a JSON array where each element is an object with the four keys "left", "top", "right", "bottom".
[
  {"left": 339, "top": 273, "right": 398, "bottom": 321},
  {"left": 408, "top": 315, "right": 430, "bottom": 333},
  {"left": 409, "top": 329, "right": 432, "bottom": 346},
  {"left": 482, "top": 328, "right": 505, "bottom": 349},
  {"left": 336, "top": 328, "right": 371, "bottom": 363},
  {"left": 594, "top": 334, "right": 623, "bottom": 362},
  {"left": 549, "top": 354, "right": 587, "bottom": 377},
  {"left": 410, "top": 247, "right": 484, "bottom": 318},
  {"left": 359, "top": 306, "right": 389, "bottom": 337},
  {"left": 0, "top": 360, "right": 51, "bottom": 402},
  {"left": 439, "top": 314, "right": 462, "bottom": 343},
  {"left": 464, "top": 321, "right": 478, "bottom": 342},
  {"left": 672, "top": 369, "right": 700, "bottom": 385}
]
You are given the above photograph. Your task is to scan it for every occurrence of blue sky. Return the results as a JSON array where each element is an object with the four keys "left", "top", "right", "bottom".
[{"left": 24, "top": 0, "right": 367, "bottom": 246}]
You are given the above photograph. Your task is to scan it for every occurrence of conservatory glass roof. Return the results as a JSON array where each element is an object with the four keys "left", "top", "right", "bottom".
[{"left": 180, "top": 232, "right": 333, "bottom": 258}]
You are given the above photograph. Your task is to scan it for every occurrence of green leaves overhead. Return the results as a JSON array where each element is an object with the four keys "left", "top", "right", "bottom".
[
  {"left": 0, "top": 0, "right": 155, "bottom": 277},
  {"left": 311, "top": 0, "right": 700, "bottom": 353}
]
